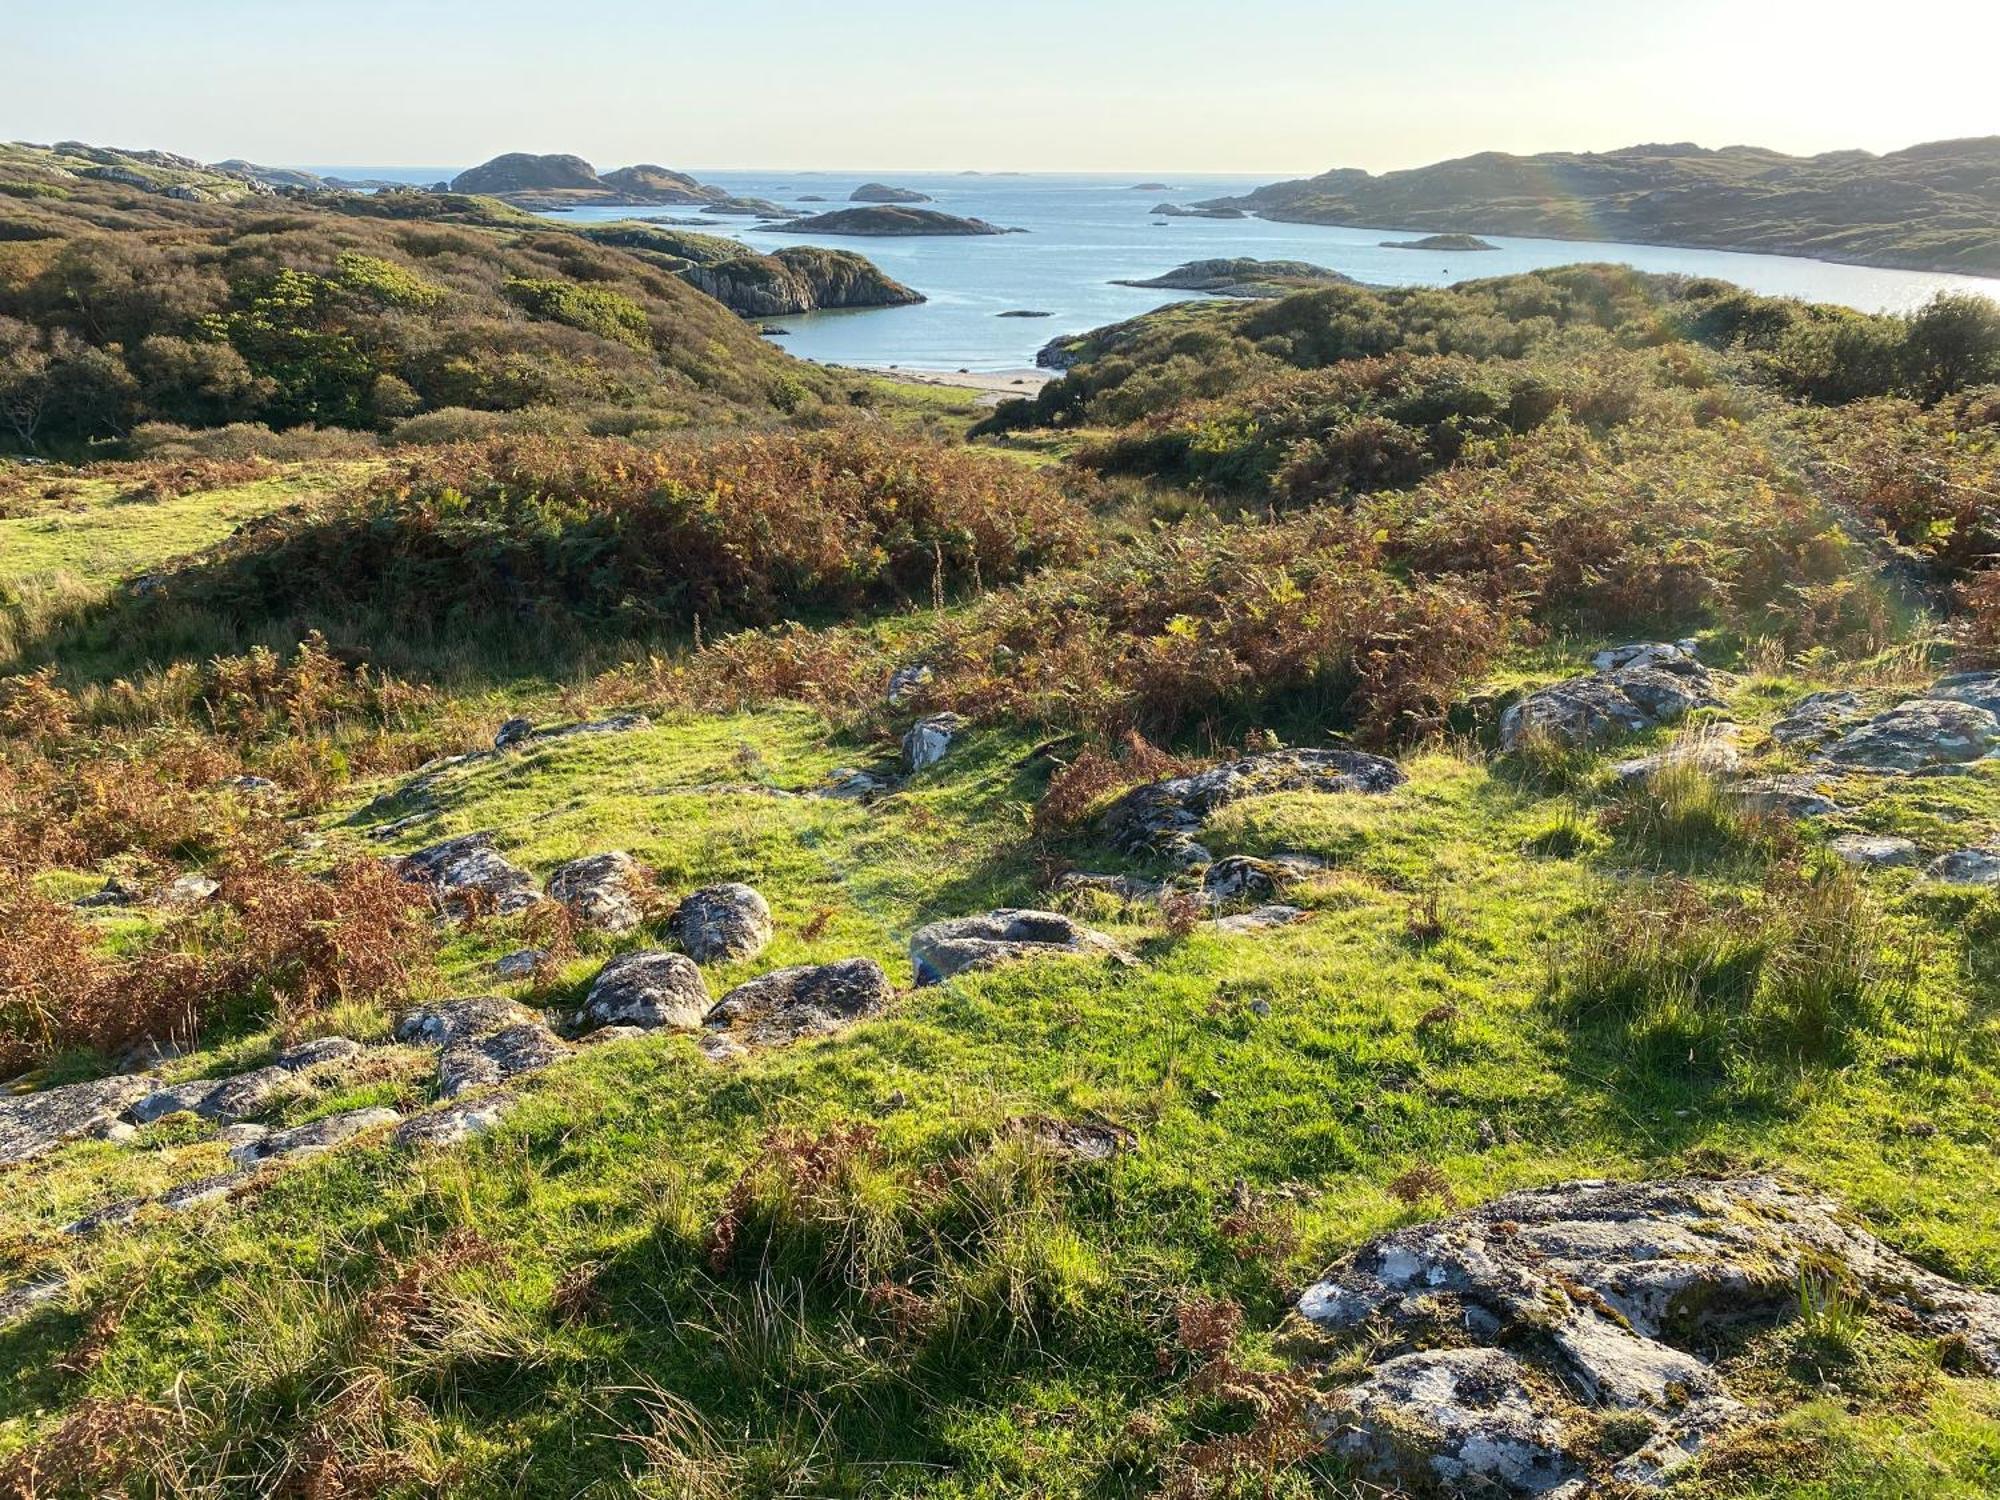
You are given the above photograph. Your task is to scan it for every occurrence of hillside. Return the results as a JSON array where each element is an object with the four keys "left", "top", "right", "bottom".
[
  {"left": 1199, "top": 137, "right": 2000, "bottom": 275},
  {"left": 4, "top": 187, "right": 2000, "bottom": 1500},
  {"left": 0, "top": 163, "right": 875, "bottom": 454}
]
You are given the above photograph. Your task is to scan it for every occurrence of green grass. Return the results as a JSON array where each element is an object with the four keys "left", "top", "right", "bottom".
[{"left": 6, "top": 678, "right": 2000, "bottom": 1491}]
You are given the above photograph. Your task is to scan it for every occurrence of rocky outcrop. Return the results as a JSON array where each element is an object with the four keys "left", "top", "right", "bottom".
[
  {"left": 1208, "top": 904, "right": 1308, "bottom": 935},
  {"left": 1769, "top": 690, "right": 1868, "bottom": 747},
  {"left": 438, "top": 1022, "right": 567, "bottom": 1098},
  {"left": 1499, "top": 642, "right": 1726, "bottom": 752},
  {"left": 1927, "top": 847, "right": 2000, "bottom": 884},
  {"left": 135, "top": 1037, "right": 364, "bottom": 1125},
  {"left": 679, "top": 247, "right": 924, "bottom": 316},
  {"left": 1829, "top": 833, "right": 1919, "bottom": 867},
  {"left": 1292, "top": 1176, "right": 2000, "bottom": 1494},
  {"left": 396, "top": 996, "right": 537, "bottom": 1048},
  {"left": 910, "top": 910, "right": 1132, "bottom": 985},
  {"left": 396, "top": 831, "right": 542, "bottom": 918},
  {"left": 1201, "top": 853, "right": 1326, "bottom": 905},
  {"left": 394, "top": 1094, "right": 518, "bottom": 1150},
  {"left": 903, "top": 712, "right": 965, "bottom": 771},
  {"left": 1106, "top": 748, "right": 1404, "bottom": 865},
  {"left": 707, "top": 959, "right": 894, "bottom": 1047},
  {"left": 584, "top": 951, "right": 711, "bottom": 1029},
  {"left": 0, "top": 1074, "right": 154, "bottom": 1166},
  {"left": 1816, "top": 694, "right": 2000, "bottom": 773},
  {"left": 229, "top": 1107, "right": 400, "bottom": 1167},
  {"left": 672, "top": 883, "right": 774, "bottom": 962},
  {"left": 452, "top": 152, "right": 599, "bottom": 194},
  {"left": 546, "top": 851, "right": 646, "bottom": 933}
]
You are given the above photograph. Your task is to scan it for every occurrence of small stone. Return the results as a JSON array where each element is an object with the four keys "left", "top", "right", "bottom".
[
  {"left": 1500, "top": 648, "right": 1725, "bottom": 752},
  {"left": 1731, "top": 774, "right": 1843, "bottom": 818},
  {"left": 1207, "top": 905, "right": 1307, "bottom": 935},
  {"left": 493, "top": 949, "right": 551, "bottom": 980},
  {"left": 395, "top": 1093, "right": 517, "bottom": 1149},
  {"left": 164, "top": 873, "right": 220, "bottom": 906},
  {"left": 546, "top": 851, "right": 646, "bottom": 934},
  {"left": 494, "top": 716, "right": 535, "bottom": 749},
  {"left": 818, "top": 767, "right": 892, "bottom": 802},
  {"left": 671, "top": 883, "right": 773, "bottom": 962},
  {"left": 584, "top": 951, "right": 711, "bottom": 1030},
  {"left": 910, "top": 909, "right": 1132, "bottom": 985},
  {"left": 1927, "top": 848, "right": 2000, "bottom": 885},
  {"left": 228, "top": 1106, "right": 399, "bottom": 1166},
  {"left": 1054, "top": 871, "right": 1162, "bottom": 903},
  {"left": 1107, "top": 748, "right": 1403, "bottom": 864},
  {"left": 886, "top": 664, "right": 934, "bottom": 706},
  {"left": 903, "top": 712, "right": 966, "bottom": 772},
  {"left": 1829, "top": 834, "right": 1919, "bottom": 867}
]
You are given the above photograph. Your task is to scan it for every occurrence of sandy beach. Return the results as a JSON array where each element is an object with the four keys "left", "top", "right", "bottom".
[{"left": 818, "top": 363, "right": 1054, "bottom": 404}]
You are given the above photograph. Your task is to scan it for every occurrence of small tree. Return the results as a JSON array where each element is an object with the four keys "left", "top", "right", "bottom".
[{"left": 1904, "top": 292, "right": 2000, "bottom": 403}]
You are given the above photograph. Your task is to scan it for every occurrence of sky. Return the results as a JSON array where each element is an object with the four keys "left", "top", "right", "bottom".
[{"left": 9, "top": 0, "right": 1998, "bottom": 175}]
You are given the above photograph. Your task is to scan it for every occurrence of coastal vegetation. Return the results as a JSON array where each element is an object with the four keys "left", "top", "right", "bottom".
[{"left": 2, "top": 145, "right": 2000, "bottom": 1499}]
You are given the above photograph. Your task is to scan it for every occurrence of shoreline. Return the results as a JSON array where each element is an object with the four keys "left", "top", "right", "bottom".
[{"left": 816, "top": 362, "right": 1054, "bottom": 403}]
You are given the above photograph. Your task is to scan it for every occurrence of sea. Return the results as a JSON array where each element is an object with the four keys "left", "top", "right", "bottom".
[{"left": 300, "top": 167, "right": 2000, "bottom": 375}]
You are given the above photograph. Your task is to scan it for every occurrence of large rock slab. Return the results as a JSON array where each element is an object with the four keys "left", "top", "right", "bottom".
[
  {"left": 910, "top": 909, "right": 1132, "bottom": 986},
  {"left": 0, "top": 1073, "right": 153, "bottom": 1166},
  {"left": 1500, "top": 643, "right": 1726, "bottom": 752},
  {"left": 546, "top": 851, "right": 646, "bottom": 933},
  {"left": 137, "top": 1037, "right": 364, "bottom": 1125},
  {"left": 584, "top": 951, "right": 710, "bottom": 1030},
  {"left": 1769, "top": 690, "right": 1867, "bottom": 748},
  {"left": 1106, "top": 749, "right": 1404, "bottom": 865},
  {"left": 1928, "top": 847, "right": 2000, "bottom": 885},
  {"left": 1932, "top": 670, "right": 2000, "bottom": 717},
  {"left": 1816, "top": 697, "right": 2000, "bottom": 773},
  {"left": 395, "top": 1093, "right": 518, "bottom": 1150},
  {"left": 438, "top": 1023, "right": 567, "bottom": 1097},
  {"left": 1293, "top": 1176, "right": 2000, "bottom": 1494},
  {"left": 228, "top": 1106, "right": 400, "bottom": 1166},
  {"left": 396, "top": 831, "right": 542, "bottom": 917},
  {"left": 396, "top": 996, "right": 537, "bottom": 1047},
  {"left": 671, "top": 883, "right": 773, "bottom": 962},
  {"left": 707, "top": 958, "right": 893, "bottom": 1047}
]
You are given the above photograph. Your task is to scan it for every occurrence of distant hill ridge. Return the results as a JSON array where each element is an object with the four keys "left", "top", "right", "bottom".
[{"left": 1198, "top": 137, "right": 2000, "bottom": 276}]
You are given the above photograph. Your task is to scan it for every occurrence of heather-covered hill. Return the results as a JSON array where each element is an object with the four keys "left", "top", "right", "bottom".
[{"left": 1200, "top": 136, "right": 2000, "bottom": 274}]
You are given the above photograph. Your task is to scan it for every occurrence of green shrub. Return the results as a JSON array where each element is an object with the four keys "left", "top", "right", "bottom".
[{"left": 503, "top": 276, "right": 651, "bottom": 349}]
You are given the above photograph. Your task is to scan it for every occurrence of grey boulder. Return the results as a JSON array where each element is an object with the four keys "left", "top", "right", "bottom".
[
  {"left": 707, "top": 958, "right": 893, "bottom": 1047},
  {"left": 0, "top": 1073, "right": 154, "bottom": 1166},
  {"left": 396, "top": 995, "right": 536, "bottom": 1047},
  {"left": 1829, "top": 834, "right": 1919, "bottom": 867},
  {"left": 671, "top": 883, "right": 773, "bottom": 962},
  {"left": 396, "top": 831, "right": 543, "bottom": 917},
  {"left": 1927, "top": 847, "right": 2000, "bottom": 885},
  {"left": 910, "top": 909, "right": 1132, "bottom": 986},
  {"left": 584, "top": 951, "right": 711, "bottom": 1030},
  {"left": 1500, "top": 645, "right": 1726, "bottom": 752},
  {"left": 903, "top": 712, "right": 965, "bottom": 771},
  {"left": 546, "top": 850, "right": 646, "bottom": 933},
  {"left": 229, "top": 1106, "right": 400, "bottom": 1166},
  {"left": 1816, "top": 697, "right": 2000, "bottom": 773},
  {"left": 438, "top": 1022, "right": 567, "bottom": 1097}
]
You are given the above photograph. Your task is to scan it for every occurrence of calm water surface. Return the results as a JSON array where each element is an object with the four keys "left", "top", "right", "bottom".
[{"left": 326, "top": 168, "right": 2000, "bottom": 372}]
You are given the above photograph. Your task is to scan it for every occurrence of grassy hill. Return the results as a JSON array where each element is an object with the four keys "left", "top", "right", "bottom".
[
  {"left": 1199, "top": 137, "right": 2000, "bottom": 275},
  {"left": 3, "top": 222, "right": 2000, "bottom": 1495}
]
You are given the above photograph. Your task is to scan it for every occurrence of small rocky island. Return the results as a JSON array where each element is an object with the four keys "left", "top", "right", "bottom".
[
  {"left": 448, "top": 152, "right": 782, "bottom": 214},
  {"left": 1113, "top": 258, "right": 1358, "bottom": 298},
  {"left": 1381, "top": 232, "right": 1499, "bottom": 251},
  {"left": 769, "top": 206, "right": 1016, "bottom": 237},
  {"left": 1152, "top": 203, "right": 1246, "bottom": 219},
  {"left": 850, "top": 182, "right": 932, "bottom": 203},
  {"left": 577, "top": 222, "right": 922, "bottom": 315}
]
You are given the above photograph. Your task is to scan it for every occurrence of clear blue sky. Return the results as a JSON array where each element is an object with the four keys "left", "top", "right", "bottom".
[{"left": 12, "top": 0, "right": 1997, "bottom": 173}]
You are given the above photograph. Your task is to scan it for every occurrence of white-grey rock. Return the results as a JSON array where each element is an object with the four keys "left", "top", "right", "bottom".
[
  {"left": 164, "top": 873, "right": 221, "bottom": 906},
  {"left": 817, "top": 767, "right": 893, "bottom": 802},
  {"left": 1107, "top": 749, "right": 1403, "bottom": 864},
  {"left": 1054, "top": 871, "right": 1163, "bottom": 903},
  {"left": 438, "top": 1022, "right": 567, "bottom": 1097},
  {"left": 493, "top": 948, "right": 551, "bottom": 980},
  {"left": 228, "top": 1106, "right": 399, "bottom": 1166},
  {"left": 886, "top": 664, "right": 934, "bottom": 706},
  {"left": 0, "top": 1073, "right": 154, "bottom": 1165},
  {"left": 584, "top": 951, "right": 711, "bottom": 1030},
  {"left": 1501, "top": 650, "right": 1727, "bottom": 753},
  {"left": 546, "top": 850, "right": 645, "bottom": 933},
  {"left": 1817, "top": 698, "right": 2000, "bottom": 774},
  {"left": 903, "top": 712, "right": 966, "bottom": 771},
  {"left": 395, "top": 1093, "right": 517, "bottom": 1149},
  {"left": 1731, "top": 774, "right": 1844, "bottom": 818},
  {"left": 130, "top": 1078, "right": 217, "bottom": 1123},
  {"left": 1829, "top": 834, "right": 1919, "bottom": 867},
  {"left": 1207, "top": 904, "right": 1308, "bottom": 935},
  {"left": 1927, "top": 847, "right": 2000, "bottom": 885},
  {"left": 396, "top": 995, "right": 536, "bottom": 1047},
  {"left": 396, "top": 831, "right": 543, "bottom": 917},
  {"left": 707, "top": 958, "right": 893, "bottom": 1047},
  {"left": 671, "top": 883, "right": 773, "bottom": 962},
  {"left": 1769, "top": 691, "right": 1867, "bottom": 748},
  {"left": 910, "top": 909, "right": 1132, "bottom": 985}
]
